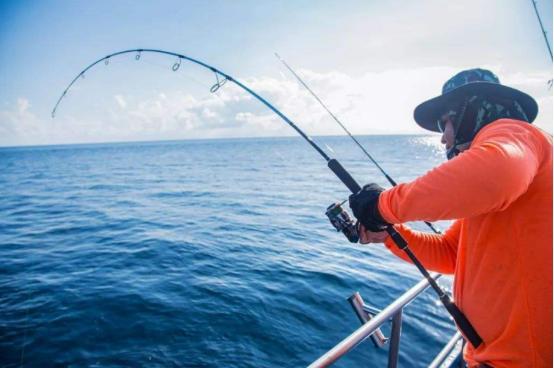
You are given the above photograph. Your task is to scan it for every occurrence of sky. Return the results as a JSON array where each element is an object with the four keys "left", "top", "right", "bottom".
[{"left": 0, "top": 0, "right": 552, "bottom": 146}]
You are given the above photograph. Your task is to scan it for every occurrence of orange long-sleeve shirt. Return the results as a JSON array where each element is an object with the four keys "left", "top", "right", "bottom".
[{"left": 378, "top": 119, "right": 552, "bottom": 367}]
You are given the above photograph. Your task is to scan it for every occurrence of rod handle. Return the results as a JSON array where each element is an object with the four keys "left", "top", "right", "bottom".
[
  {"left": 441, "top": 295, "right": 483, "bottom": 348},
  {"left": 386, "top": 226, "right": 483, "bottom": 348},
  {"left": 328, "top": 159, "right": 361, "bottom": 194}
]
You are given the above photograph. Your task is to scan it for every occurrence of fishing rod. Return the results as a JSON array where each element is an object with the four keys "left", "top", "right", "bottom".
[
  {"left": 275, "top": 53, "right": 442, "bottom": 235},
  {"left": 530, "top": 0, "right": 553, "bottom": 61},
  {"left": 52, "top": 49, "right": 481, "bottom": 348},
  {"left": 52, "top": 48, "right": 333, "bottom": 162}
]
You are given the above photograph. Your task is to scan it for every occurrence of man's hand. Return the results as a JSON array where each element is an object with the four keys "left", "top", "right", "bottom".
[
  {"left": 358, "top": 224, "right": 389, "bottom": 244},
  {"left": 349, "top": 183, "right": 391, "bottom": 232}
]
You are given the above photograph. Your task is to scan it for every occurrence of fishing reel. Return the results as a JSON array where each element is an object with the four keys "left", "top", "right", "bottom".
[{"left": 326, "top": 201, "right": 359, "bottom": 243}]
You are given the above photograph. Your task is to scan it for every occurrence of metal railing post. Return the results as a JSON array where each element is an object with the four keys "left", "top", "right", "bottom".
[
  {"left": 387, "top": 310, "right": 403, "bottom": 368},
  {"left": 348, "top": 292, "right": 388, "bottom": 348}
]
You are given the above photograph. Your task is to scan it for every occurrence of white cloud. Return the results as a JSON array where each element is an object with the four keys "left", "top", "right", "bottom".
[
  {"left": 1, "top": 66, "right": 551, "bottom": 147},
  {"left": 201, "top": 108, "right": 218, "bottom": 119},
  {"left": 17, "top": 98, "right": 30, "bottom": 114},
  {"left": 0, "top": 98, "right": 48, "bottom": 146},
  {"left": 235, "top": 112, "right": 281, "bottom": 131}
]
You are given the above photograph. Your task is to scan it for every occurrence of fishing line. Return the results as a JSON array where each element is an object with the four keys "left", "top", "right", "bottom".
[
  {"left": 275, "top": 53, "right": 442, "bottom": 234},
  {"left": 530, "top": 0, "right": 553, "bottom": 61},
  {"left": 530, "top": 0, "right": 553, "bottom": 89},
  {"left": 141, "top": 58, "right": 212, "bottom": 89},
  {"left": 52, "top": 48, "right": 481, "bottom": 348},
  {"left": 139, "top": 58, "right": 231, "bottom": 109},
  {"left": 126, "top": 53, "right": 226, "bottom": 99}
]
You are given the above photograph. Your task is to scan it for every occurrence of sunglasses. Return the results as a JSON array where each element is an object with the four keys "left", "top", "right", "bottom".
[{"left": 436, "top": 110, "right": 458, "bottom": 133}]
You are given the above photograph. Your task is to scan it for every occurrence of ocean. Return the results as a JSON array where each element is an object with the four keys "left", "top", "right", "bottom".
[{"left": 0, "top": 135, "right": 457, "bottom": 367}]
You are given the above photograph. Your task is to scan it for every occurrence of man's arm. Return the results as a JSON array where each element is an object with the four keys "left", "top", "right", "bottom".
[
  {"left": 378, "top": 120, "right": 542, "bottom": 223},
  {"left": 382, "top": 221, "right": 461, "bottom": 274}
]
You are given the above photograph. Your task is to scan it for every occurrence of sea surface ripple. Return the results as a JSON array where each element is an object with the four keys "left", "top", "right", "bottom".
[{"left": 0, "top": 136, "right": 456, "bottom": 367}]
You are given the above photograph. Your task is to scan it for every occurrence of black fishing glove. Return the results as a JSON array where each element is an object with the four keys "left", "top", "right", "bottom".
[{"left": 349, "top": 183, "right": 390, "bottom": 232}]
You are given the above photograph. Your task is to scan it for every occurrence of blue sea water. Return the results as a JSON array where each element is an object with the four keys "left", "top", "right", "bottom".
[{"left": 0, "top": 135, "right": 457, "bottom": 367}]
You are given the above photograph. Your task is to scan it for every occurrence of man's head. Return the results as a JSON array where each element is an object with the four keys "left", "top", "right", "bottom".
[{"left": 414, "top": 68, "right": 538, "bottom": 159}]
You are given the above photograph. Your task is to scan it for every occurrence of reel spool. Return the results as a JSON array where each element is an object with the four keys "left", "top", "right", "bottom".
[{"left": 326, "top": 202, "right": 359, "bottom": 243}]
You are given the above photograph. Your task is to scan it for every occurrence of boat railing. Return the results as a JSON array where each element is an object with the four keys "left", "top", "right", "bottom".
[{"left": 308, "top": 273, "right": 464, "bottom": 368}]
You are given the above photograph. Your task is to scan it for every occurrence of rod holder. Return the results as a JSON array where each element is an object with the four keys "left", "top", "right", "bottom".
[{"left": 347, "top": 292, "right": 388, "bottom": 348}]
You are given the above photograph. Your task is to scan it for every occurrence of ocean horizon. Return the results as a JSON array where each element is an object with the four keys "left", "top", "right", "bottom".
[{"left": 0, "top": 133, "right": 431, "bottom": 150}]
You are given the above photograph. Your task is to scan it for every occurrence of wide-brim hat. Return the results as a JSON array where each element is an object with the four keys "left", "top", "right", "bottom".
[{"left": 414, "top": 68, "right": 538, "bottom": 132}]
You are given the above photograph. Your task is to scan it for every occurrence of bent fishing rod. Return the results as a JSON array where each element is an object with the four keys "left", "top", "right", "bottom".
[
  {"left": 275, "top": 53, "right": 442, "bottom": 234},
  {"left": 51, "top": 48, "right": 481, "bottom": 348}
]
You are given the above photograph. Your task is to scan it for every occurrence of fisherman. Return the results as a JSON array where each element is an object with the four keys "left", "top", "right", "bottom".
[{"left": 349, "top": 69, "right": 552, "bottom": 367}]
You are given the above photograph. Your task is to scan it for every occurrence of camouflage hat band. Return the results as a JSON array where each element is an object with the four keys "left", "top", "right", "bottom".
[{"left": 442, "top": 69, "right": 500, "bottom": 94}]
